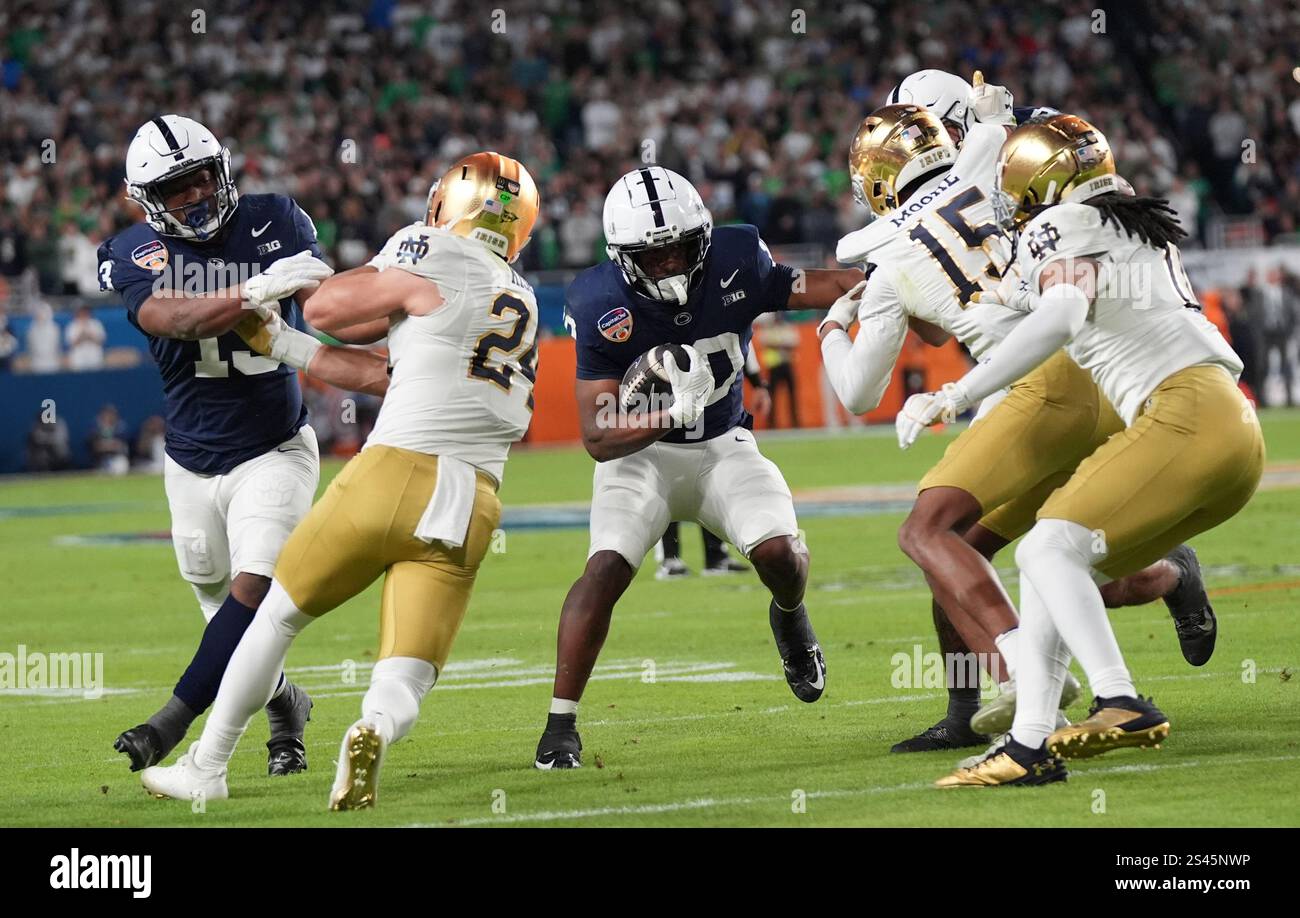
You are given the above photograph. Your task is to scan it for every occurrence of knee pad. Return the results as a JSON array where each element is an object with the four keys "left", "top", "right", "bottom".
[
  {"left": 1016, "top": 518, "right": 1105, "bottom": 575},
  {"left": 363, "top": 656, "right": 437, "bottom": 745}
]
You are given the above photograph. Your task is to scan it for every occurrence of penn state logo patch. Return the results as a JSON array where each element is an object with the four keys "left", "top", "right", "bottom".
[
  {"left": 597, "top": 306, "right": 634, "bottom": 342},
  {"left": 131, "top": 239, "right": 168, "bottom": 272}
]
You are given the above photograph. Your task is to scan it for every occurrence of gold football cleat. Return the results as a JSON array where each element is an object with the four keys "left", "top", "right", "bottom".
[
  {"left": 329, "top": 722, "right": 386, "bottom": 811},
  {"left": 1047, "top": 699, "right": 1170, "bottom": 759},
  {"left": 936, "top": 749, "right": 1067, "bottom": 788}
]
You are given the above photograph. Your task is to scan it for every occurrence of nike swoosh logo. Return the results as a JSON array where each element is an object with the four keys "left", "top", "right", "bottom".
[
  {"left": 251, "top": 221, "right": 273, "bottom": 237},
  {"left": 276, "top": 447, "right": 298, "bottom": 453},
  {"left": 808, "top": 645, "right": 825, "bottom": 690},
  {"left": 720, "top": 269, "right": 739, "bottom": 288}
]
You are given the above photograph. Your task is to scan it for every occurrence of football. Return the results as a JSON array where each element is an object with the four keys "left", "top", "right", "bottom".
[{"left": 619, "top": 343, "right": 692, "bottom": 412}]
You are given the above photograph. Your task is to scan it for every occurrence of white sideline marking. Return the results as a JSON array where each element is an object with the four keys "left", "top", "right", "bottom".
[{"left": 413, "top": 753, "right": 1300, "bottom": 827}]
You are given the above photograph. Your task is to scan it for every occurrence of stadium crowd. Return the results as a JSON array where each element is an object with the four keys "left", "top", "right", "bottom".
[{"left": 0, "top": 0, "right": 1296, "bottom": 287}]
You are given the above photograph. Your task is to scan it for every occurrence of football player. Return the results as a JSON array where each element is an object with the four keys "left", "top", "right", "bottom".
[
  {"left": 99, "top": 115, "right": 380, "bottom": 775},
  {"left": 827, "top": 84, "right": 1214, "bottom": 755},
  {"left": 533, "top": 167, "right": 865, "bottom": 769},
  {"left": 141, "top": 152, "right": 540, "bottom": 808},
  {"left": 924, "top": 115, "right": 1262, "bottom": 785}
]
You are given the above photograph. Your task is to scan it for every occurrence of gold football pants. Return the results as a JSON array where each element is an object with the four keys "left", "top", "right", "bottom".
[
  {"left": 274, "top": 445, "right": 501, "bottom": 670},
  {"left": 1038, "top": 365, "right": 1264, "bottom": 579},
  {"left": 918, "top": 351, "right": 1124, "bottom": 540}
]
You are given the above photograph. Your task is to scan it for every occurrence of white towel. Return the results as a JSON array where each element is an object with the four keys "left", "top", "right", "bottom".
[{"left": 414, "top": 455, "right": 477, "bottom": 548}]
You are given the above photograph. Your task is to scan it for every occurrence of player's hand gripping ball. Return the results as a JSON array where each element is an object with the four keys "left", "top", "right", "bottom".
[{"left": 620, "top": 344, "right": 693, "bottom": 413}]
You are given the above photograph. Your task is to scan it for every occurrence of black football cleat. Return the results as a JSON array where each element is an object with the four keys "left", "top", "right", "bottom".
[
  {"left": 266, "top": 736, "right": 308, "bottom": 776},
  {"left": 534, "top": 712, "right": 582, "bottom": 769},
  {"left": 1048, "top": 695, "right": 1170, "bottom": 759},
  {"left": 265, "top": 684, "right": 312, "bottom": 776},
  {"left": 936, "top": 737, "right": 1068, "bottom": 787},
  {"left": 769, "top": 601, "right": 826, "bottom": 703},
  {"left": 114, "top": 723, "right": 172, "bottom": 772},
  {"left": 1163, "top": 544, "right": 1216, "bottom": 666},
  {"left": 891, "top": 717, "right": 988, "bottom": 754}
]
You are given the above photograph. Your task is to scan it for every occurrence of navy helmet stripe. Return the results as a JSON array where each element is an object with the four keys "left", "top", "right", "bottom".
[
  {"left": 153, "top": 116, "right": 181, "bottom": 151},
  {"left": 637, "top": 168, "right": 666, "bottom": 228}
]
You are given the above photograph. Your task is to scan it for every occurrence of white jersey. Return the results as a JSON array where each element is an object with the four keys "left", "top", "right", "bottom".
[
  {"left": 823, "top": 123, "right": 1024, "bottom": 413},
  {"left": 364, "top": 224, "right": 538, "bottom": 482},
  {"left": 1016, "top": 202, "right": 1243, "bottom": 425}
]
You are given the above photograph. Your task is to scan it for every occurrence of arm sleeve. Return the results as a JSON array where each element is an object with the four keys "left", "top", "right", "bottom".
[
  {"left": 753, "top": 233, "right": 796, "bottom": 314},
  {"left": 291, "top": 201, "right": 324, "bottom": 259},
  {"left": 819, "top": 274, "right": 908, "bottom": 414},
  {"left": 955, "top": 283, "right": 1089, "bottom": 403},
  {"left": 97, "top": 240, "right": 157, "bottom": 329}
]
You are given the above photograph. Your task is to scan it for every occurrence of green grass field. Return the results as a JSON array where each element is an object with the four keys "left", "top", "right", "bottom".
[{"left": 2, "top": 413, "right": 1299, "bottom": 827}]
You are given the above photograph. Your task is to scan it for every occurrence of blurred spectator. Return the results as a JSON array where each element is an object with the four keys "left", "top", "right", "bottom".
[
  {"left": 0, "top": 314, "right": 17, "bottom": 371},
  {"left": 1253, "top": 267, "right": 1298, "bottom": 407},
  {"left": 1223, "top": 286, "right": 1263, "bottom": 398},
  {"left": 26, "top": 410, "right": 71, "bottom": 472},
  {"left": 133, "top": 415, "right": 166, "bottom": 472},
  {"left": 25, "top": 302, "right": 61, "bottom": 372},
  {"left": 65, "top": 305, "right": 106, "bottom": 371},
  {"left": 88, "top": 404, "right": 130, "bottom": 475},
  {"left": 56, "top": 222, "right": 101, "bottom": 297}
]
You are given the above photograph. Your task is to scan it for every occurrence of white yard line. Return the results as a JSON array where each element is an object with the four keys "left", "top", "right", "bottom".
[{"left": 413, "top": 753, "right": 1300, "bottom": 827}]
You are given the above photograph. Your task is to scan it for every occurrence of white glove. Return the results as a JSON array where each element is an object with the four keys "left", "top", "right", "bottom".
[
  {"left": 242, "top": 250, "right": 334, "bottom": 310},
  {"left": 663, "top": 345, "right": 714, "bottom": 427},
  {"left": 970, "top": 70, "right": 1015, "bottom": 127},
  {"left": 895, "top": 381, "right": 972, "bottom": 450},
  {"left": 817, "top": 279, "right": 869, "bottom": 336},
  {"left": 233, "top": 306, "right": 322, "bottom": 371}
]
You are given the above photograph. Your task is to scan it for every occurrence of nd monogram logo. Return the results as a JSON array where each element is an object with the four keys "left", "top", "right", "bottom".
[
  {"left": 397, "top": 234, "right": 430, "bottom": 264},
  {"left": 1026, "top": 222, "right": 1061, "bottom": 259}
]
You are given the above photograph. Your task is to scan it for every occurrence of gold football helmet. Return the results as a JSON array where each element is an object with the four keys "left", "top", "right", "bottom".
[
  {"left": 426, "top": 151, "right": 539, "bottom": 262},
  {"left": 993, "top": 113, "right": 1119, "bottom": 231},
  {"left": 849, "top": 104, "right": 956, "bottom": 216}
]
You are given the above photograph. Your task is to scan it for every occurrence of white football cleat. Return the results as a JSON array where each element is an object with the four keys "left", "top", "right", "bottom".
[
  {"left": 970, "top": 672, "right": 1082, "bottom": 736},
  {"left": 329, "top": 719, "right": 386, "bottom": 811},
  {"left": 140, "top": 741, "right": 229, "bottom": 801}
]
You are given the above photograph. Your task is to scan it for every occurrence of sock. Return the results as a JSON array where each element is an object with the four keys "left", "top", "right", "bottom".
[
  {"left": 361, "top": 656, "right": 437, "bottom": 745},
  {"left": 173, "top": 592, "right": 258, "bottom": 714},
  {"left": 145, "top": 694, "right": 199, "bottom": 754},
  {"left": 772, "top": 597, "right": 803, "bottom": 613},
  {"left": 193, "top": 580, "right": 313, "bottom": 773},
  {"left": 265, "top": 678, "right": 305, "bottom": 738},
  {"left": 945, "top": 687, "right": 979, "bottom": 724},
  {"left": 1009, "top": 572, "right": 1072, "bottom": 748},
  {"left": 660, "top": 522, "right": 681, "bottom": 560},
  {"left": 549, "top": 697, "right": 579, "bottom": 716},
  {"left": 1018, "top": 519, "right": 1136, "bottom": 701},
  {"left": 994, "top": 627, "right": 1020, "bottom": 680},
  {"left": 702, "top": 529, "right": 728, "bottom": 567}
]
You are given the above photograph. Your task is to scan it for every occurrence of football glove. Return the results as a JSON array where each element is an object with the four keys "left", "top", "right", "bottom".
[
  {"left": 663, "top": 345, "right": 714, "bottom": 427},
  {"left": 817, "top": 278, "right": 869, "bottom": 337},
  {"left": 895, "top": 382, "right": 973, "bottom": 450},
  {"left": 242, "top": 250, "right": 334, "bottom": 310},
  {"left": 970, "top": 70, "right": 1015, "bottom": 127},
  {"left": 233, "top": 306, "right": 322, "bottom": 372}
]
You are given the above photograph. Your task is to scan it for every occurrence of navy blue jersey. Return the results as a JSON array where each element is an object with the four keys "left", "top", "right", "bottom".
[
  {"left": 97, "top": 193, "right": 319, "bottom": 475},
  {"left": 564, "top": 224, "right": 796, "bottom": 443}
]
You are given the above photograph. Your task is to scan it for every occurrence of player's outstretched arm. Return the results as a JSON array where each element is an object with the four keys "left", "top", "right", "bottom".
[
  {"left": 304, "top": 265, "right": 440, "bottom": 339},
  {"left": 234, "top": 311, "right": 389, "bottom": 397},
  {"left": 788, "top": 267, "right": 865, "bottom": 309},
  {"left": 577, "top": 378, "right": 673, "bottom": 462},
  {"left": 135, "top": 285, "right": 249, "bottom": 341}
]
